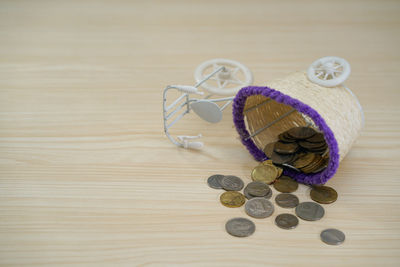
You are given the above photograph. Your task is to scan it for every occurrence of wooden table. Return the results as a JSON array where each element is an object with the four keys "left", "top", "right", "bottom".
[{"left": 1, "top": 0, "right": 399, "bottom": 266}]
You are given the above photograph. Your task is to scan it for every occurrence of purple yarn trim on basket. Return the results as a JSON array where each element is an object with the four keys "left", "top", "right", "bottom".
[{"left": 232, "top": 86, "right": 339, "bottom": 185}]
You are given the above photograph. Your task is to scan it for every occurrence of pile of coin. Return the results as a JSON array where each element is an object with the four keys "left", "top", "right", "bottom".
[
  {"left": 263, "top": 126, "right": 330, "bottom": 174},
  {"left": 207, "top": 171, "right": 344, "bottom": 245}
]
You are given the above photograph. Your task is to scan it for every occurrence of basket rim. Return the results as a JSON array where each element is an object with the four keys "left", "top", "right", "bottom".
[{"left": 232, "top": 85, "right": 340, "bottom": 185}]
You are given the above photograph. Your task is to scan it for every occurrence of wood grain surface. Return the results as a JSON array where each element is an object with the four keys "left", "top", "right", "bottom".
[{"left": 1, "top": 0, "right": 400, "bottom": 266}]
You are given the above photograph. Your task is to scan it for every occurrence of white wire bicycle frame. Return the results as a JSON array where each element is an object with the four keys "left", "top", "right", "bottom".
[
  {"left": 163, "top": 56, "right": 360, "bottom": 150},
  {"left": 163, "top": 66, "right": 235, "bottom": 149}
]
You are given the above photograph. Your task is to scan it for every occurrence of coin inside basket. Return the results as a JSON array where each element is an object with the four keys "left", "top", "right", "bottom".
[{"left": 243, "top": 95, "right": 330, "bottom": 175}]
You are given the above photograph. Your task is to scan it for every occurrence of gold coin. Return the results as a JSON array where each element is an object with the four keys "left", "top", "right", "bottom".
[
  {"left": 310, "top": 185, "right": 338, "bottom": 204},
  {"left": 306, "top": 132, "right": 325, "bottom": 143},
  {"left": 220, "top": 191, "right": 246, "bottom": 208},
  {"left": 293, "top": 153, "right": 316, "bottom": 169},
  {"left": 276, "top": 166, "right": 283, "bottom": 177},
  {"left": 287, "top": 126, "right": 317, "bottom": 139},
  {"left": 310, "top": 156, "right": 330, "bottom": 173},
  {"left": 263, "top": 142, "right": 277, "bottom": 158},
  {"left": 301, "top": 154, "right": 324, "bottom": 173},
  {"left": 260, "top": 159, "right": 273, "bottom": 165},
  {"left": 274, "top": 141, "right": 299, "bottom": 154},
  {"left": 260, "top": 160, "right": 283, "bottom": 178},
  {"left": 251, "top": 165, "right": 278, "bottom": 184},
  {"left": 273, "top": 176, "right": 299, "bottom": 193}
]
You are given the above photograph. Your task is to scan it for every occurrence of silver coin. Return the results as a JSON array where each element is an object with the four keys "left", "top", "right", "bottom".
[
  {"left": 244, "top": 183, "right": 272, "bottom": 200},
  {"left": 225, "top": 217, "right": 255, "bottom": 237},
  {"left": 246, "top": 181, "right": 270, "bottom": 197},
  {"left": 275, "top": 193, "right": 299, "bottom": 208},
  {"left": 295, "top": 202, "right": 325, "bottom": 221},
  {"left": 275, "top": 213, "right": 299, "bottom": 230},
  {"left": 221, "top": 175, "right": 244, "bottom": 191},
  {"left": 207, "top": 174, "right": 225, "bottom": 189},
  {"left": 243, "top": 186, "right": 253, "bottom": 200},
  {"left": 248, "top": 188, "right": 272, "bottom": 200},
  {"left": 264, "top": 188, "right": 272, "bottom": 199},
  {"left": 245, "top": 197, "right": 274, "bottom": 218},
  {"left": 320, "top": 228, "right": 345, "bottom": 245}
]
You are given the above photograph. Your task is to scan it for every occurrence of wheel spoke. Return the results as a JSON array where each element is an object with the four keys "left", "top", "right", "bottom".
[
  {"left": 217, "top": 78, "right": 223, "bottom": 88},
  {"left": 316, "top": 71, "right": 324, "bottom": 77},
  {"left": 228, "top": 78, "right": 244, "bottom": 85},
  {"left": 213, "top": 63, "right": 220, "bottom": 71},
  {"left": 221, "top": 80, "right": 229, "bottom": 88},
  {"left": 232, "top": 73, "right": 244, "bottom": 84},
  {"left": 231, "top": 67, "right": 240, "bottom": 75},
  {"left": 333, "top": 64, "right": 343, "bottom": 69},
  {"left": 323, "top": 73, "right": 329, "bottom": 80}
]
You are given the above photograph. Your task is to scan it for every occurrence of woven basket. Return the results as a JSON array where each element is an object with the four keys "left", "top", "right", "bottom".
[{"left": 232, "top": 71, "right": 363, "bottom": 185}]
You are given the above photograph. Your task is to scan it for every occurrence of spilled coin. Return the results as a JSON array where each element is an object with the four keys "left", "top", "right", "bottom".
[
  {"left": 295, "top": 202, "right": 325, "bottom": 221},
  {"left": 245, "top": 198, "right": 274, "bottom": 219},
  {"left": 220, "top": 191, "right": 246, "bottom": 208},
  {"left": 320, "top": 228, "right": 345, "bottom": 245},
  {"left": 225, "top": 217, "right": 255, "bottom": 237},
  {"left": 275, "top": 193, "right": 299, "bottom": 208},
  {"left": 310, "top": 185, "right": 338, "bottom": 204},
  {"left": 220, "top": 175, "right": 244, "bottom": 191},
  {"left": 273, "top": 176, "right": 299, "bottom": 193},
  {"left": 207, "top": 174, "right": 225, "bottom": 189},
  {"left": 275, "top": 213, "right": 299, "bottom": 230}
]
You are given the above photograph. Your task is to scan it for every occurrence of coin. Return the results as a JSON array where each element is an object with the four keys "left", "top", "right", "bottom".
[
  {"left": 307, "top": 146, "right": 328, "bottom": 154},
  {"left": 287, "top": 126, "right": 316, "bottom": 139},
  {"left": 313, "top": 149, "right": 329, "bottom": 157},
  {"left": 261, "top": 160, "right": 283, "bottom": 177},
  {"left": 281, "top": 163, "right": 300, "bottom": 172},
  {"left": 207, "top": 174, "right": 225, "bottom": 189},
  {"left": 244, "top": 187, "right": 272, "bottom": 200},
  {"left": 244, "top": 183, "right": 272, "bottom": 200},
  {"left": 246, "top": 181, "right": 270, "bottom": 197},
  {"left": 292, "top": 153, "right": 316, "bottom": 169},
  {"left": 278, "top": 132, "right": 296, "bottom": 143},
  {"left": 274, "top": 141, "right": 299, "bottom": 154},
  {"left": 298, "top": 140, "right": 327, "bottom": 150},
  {"left": 263, "top": 142, "right": 277, "bottom": 158},
  {"left": 275, "top": 193, "right": 299, "bottom": 208},
  {"left": 220, "top": 175, "right": 244, "bottom": 191},
  {"left": 275, "top": 213, "right": 299, "bottom": 230},
  {"left": 220, "top": 191, "right": 246, "bottom": 208},
  {"left": 276, "top": 166, "right": 283, "bottom": 177},
  {"left": 225, "top": 217, "right": 255, "bottom": 237},
  {"left": 295, "top": 202, "right": 325, "bottom": 221},
  {"left": 306, "top": 132, "right": 325, "bottom": 143},
  {"left": 312, "top": 147, "right": 329, "bottom": 155},
  {"left": 245, "top": 197, "right": 274, "bottom": 218},
  {"left": 320, "top": 228, "right": 345, "bottom": 245},
  {"left": 243, "top": 186, "right": 254, "bottom": 200},
  {"left": 251, "top": 165, "right": 278, "bottom": 184},
  {"left": 270, "top": 151, "right": 294, "bottom": 165},
  {"left": 311, "top": 157, "right": 329, "bottom": 173},
  {"left": 310, "top": 185, "right": 338, "bottom": 204},
  {"left": 260, "top": 159, "right": 273, "bottom": 165},
  {"left": 301, "top": 154, "right": 324, "bottom": 173},
  {"left": 273, "top": 176, "right": 298, "bottom": 193},
  {"left": 264, "top": 188, "right": 272, "bottom": 199},
  {"left": 263, "top": 127, "right": 330, "bottom": 175}
]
